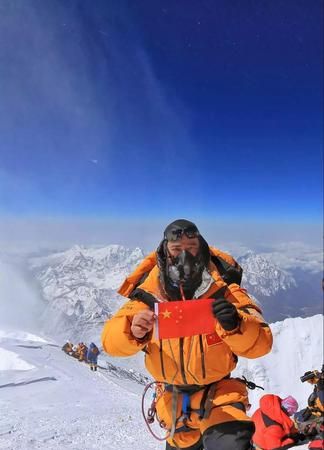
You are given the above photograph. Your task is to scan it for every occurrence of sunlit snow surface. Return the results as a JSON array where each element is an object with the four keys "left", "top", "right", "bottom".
[
  {"left": 0, "top": 348, "right": 35, "bottom": 371},
  {"left": 0, "top": 319, "right": 321, "bottom": 449},
  {"left": 0, "top": 330, "right": 51, "bottom": 344},
  {"left": 0, "top": 330, "right": 161, "bottom": 450}
]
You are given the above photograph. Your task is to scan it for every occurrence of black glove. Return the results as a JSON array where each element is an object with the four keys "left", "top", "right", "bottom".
[
  {"left": 289, "top": 432, "right": 306, "bottom": 443},
  {"left": 297, "top": 433, "right": 306, "bottom": 442},
  {"left": 212, "top": 298, "right": 240, "bottom": 331},
  {"left": 302, "top": 407, "right": 312, "bottom": 421}
]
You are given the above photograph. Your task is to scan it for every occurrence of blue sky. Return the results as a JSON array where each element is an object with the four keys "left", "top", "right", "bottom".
[{"left": 0, "top": 0, "right": 322, "bottom": 234}]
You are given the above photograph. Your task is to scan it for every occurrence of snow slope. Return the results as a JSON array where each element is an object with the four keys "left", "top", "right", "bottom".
[
  {"left": 234, "top": 314, "right": 323, "bottom": 413},
  {"left": 28, "top": 245, "right": 145, "bottom": 340},
  {"left": 0, "top": 347, "right": 34, "bottom": 371},
  {"left": 0, "top": 330, "right": 160, "bottom": 450}
]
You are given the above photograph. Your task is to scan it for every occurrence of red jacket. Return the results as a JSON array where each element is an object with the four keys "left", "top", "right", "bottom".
[{"left": 252, "top": 395, "right": 298, "bottom": 450}]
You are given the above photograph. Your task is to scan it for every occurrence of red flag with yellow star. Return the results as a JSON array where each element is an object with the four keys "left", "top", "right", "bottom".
[{"left": 154, "top": 299, "right": 217, "bottom": 339}]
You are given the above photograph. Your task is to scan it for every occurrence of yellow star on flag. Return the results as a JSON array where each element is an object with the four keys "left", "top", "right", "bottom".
[{"left": 162, "top": 309, "right": 172, "bottom": 319}]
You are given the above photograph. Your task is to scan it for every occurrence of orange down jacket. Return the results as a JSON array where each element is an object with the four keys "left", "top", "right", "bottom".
[
  {"left": 102, "top": 247, "right": 273, "bottom": 386},
  {"left": 252, "top": 395, "right": 298, "bottom": 449}
]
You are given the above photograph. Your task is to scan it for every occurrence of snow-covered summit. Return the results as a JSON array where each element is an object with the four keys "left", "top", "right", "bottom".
[
  {"left": 30, "top": 244, "right": 144, "bottom": 275},
  {"left": 29, "top": 245, "right": 145, "bottom": 339},
  {"left": 239, "top": 251, "right": 296, "bottom": 297}
]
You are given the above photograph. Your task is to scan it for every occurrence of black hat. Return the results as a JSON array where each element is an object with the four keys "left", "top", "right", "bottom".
[{"left": 163, "top": 219, "right": 200, "bottom": 242}]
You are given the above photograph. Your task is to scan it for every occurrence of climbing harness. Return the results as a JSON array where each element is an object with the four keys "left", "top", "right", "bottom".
[
  {"left": 141, "top": 381, "right": 169, "bottom": 441},
  {"left": 142, "top": 375, "right": 264, "bottom": 443}
]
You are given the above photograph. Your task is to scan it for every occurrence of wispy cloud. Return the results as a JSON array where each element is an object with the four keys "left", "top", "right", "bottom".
[
  {"left": 258, "top": 242, "right": 323, "bottom": 273},
  {"left": 0, "top": 260, "right": 45, "bottom": 330},
  {"left": 0, "top": 2, "right": 192, "bottom": 216}
]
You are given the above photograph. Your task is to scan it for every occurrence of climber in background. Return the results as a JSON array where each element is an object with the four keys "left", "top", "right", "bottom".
[
  {"left": 295, "top": 366, "right": 324, "bottom": 450},
  {"left": 61, "top": 341, "right": 73, "bottom": 355},
  {"left": 252, "top": 394, "right": 305, "bottom": 449},
  {"left": 87, "top": 342, "right": 100, "bottom": 371}
]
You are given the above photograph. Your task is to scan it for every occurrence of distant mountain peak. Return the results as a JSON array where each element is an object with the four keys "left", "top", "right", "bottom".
[
  {"left": 29, "top": 244, "right": 146, "bottom": 338},
  {"left": 238, "top": 252, "right": 296, "bottom": 296}
]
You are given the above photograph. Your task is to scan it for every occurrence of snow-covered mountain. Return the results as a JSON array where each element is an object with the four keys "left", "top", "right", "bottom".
[
  {"left": 237, "top": 251, "right": 322, "bottom": 321},
  {"left": 29, "top": 245, "right": 145, "bottom": 339},
  {"left": 27, "top": 245, "right": 322, "bottom": 337},
  {"left": 239, "top": 251, "right": 297, "bottom": 297}
]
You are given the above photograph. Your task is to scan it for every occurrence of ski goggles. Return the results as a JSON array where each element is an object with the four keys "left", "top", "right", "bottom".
[{"left": 164, "top": 226, "right": 200, "bottom": 241}]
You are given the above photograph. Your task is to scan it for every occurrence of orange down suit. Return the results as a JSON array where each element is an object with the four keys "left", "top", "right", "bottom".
[{"left": 102, "top": 248, "right": 273, "bottom": 448}]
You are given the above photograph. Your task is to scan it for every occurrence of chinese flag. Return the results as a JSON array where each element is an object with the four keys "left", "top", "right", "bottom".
[{"left": 154, "top": 299, "right": 216, "bottom": 339}]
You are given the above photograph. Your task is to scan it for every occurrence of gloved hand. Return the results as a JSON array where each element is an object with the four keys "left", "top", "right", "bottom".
[{"left": 212, "top": 298, "right": 240, "bottom": 331}]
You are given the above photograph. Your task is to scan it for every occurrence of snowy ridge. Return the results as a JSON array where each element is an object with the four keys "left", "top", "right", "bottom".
[
  {"left": 0, "top": 330, "right": 159, "bottom": 450},
  {"left": 238, "top": 251, "right": 296, "bottom": 297},
  {"left": 30, "top": 244, "right": 145, "bottom": 292},
  {"left": 0, "top": 347, "right": 35, "bottom": 371},
  {"left": 29, "top": 245, "right": 145, "bottom": 338}
]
